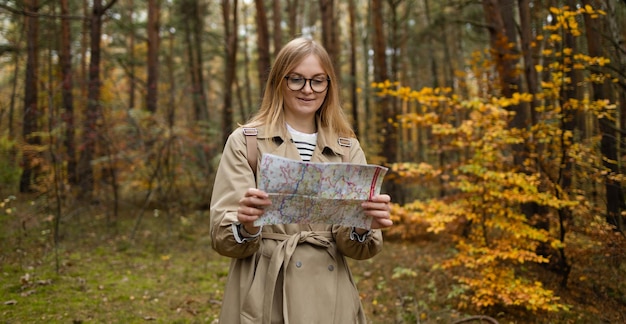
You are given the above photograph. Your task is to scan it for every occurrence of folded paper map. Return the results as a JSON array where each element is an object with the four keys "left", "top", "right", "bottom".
[{"left": 254, "top": 153, "right": 388, "bottom": 229}]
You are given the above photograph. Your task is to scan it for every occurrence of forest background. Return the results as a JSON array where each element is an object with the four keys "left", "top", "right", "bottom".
[{"left": 0, "top": 0, "right": 625, "bottom": 323}]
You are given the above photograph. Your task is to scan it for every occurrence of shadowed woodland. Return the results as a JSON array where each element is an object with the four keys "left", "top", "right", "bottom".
[{"left": 0, "top": 0, "right": 625, "bottom": 323}]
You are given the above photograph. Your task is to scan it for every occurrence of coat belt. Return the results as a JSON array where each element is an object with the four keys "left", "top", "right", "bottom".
[{"left": 261, "top": 231, "right": 335, "bottom": 324}]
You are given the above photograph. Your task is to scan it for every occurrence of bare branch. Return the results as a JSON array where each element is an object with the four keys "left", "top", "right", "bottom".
[{"left": 0, "top": 3, "right": 85, "bottom": 20}]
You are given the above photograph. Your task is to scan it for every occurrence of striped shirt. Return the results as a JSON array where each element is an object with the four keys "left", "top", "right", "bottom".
[{"left": 286, "top": 124, "right": 317, "bottom": 162}]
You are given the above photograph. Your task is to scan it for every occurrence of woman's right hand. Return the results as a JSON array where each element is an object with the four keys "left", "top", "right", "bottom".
[{"left": 237, "top": 188, "right": 272, "bottom": 235}]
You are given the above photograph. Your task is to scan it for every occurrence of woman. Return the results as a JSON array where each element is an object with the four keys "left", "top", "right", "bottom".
[{"left": 210, "top": 37, "right": 393, "bottom": 324}]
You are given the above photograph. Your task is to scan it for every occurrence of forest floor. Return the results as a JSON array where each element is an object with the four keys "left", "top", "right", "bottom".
[{"left": 0, "top": 200, "right": 624, "bottom": 323}]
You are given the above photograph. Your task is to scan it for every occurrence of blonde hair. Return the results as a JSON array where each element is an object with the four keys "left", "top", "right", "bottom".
[{"left": 246, "top": 37, "right": 355, "bottom": 138}]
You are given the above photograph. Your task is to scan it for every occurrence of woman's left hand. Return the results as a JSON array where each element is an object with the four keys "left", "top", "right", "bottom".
[{"left": 361, "top": 194, "right": 393, "bottom": 230}]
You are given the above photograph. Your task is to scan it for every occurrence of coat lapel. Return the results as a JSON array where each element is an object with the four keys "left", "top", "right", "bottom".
[{"left": 252, "top": 118, "right": 348, "bottom": 163}]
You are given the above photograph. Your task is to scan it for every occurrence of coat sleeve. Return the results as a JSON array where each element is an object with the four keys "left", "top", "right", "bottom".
[
  {"left": 334, "top": 138, "right": 384, "bottom": 260},
  {"left": 210, "top": 128, "right": 261, "bottom": 259}
]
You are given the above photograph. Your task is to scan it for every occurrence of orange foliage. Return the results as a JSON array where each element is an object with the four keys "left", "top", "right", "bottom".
[{"left": 375, "top": 5, "right": 622, "bottom": 315}]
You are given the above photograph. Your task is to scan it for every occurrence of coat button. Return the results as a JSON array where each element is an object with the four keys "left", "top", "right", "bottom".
[
  {"left": 328, "top": 265, "right": 334, "bottom": 271},
  {"left": 295, "top": 261, "right": 302, "bottom": 268}
]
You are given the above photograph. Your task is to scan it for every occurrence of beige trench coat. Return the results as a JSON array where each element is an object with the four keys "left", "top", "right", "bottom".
[{"left": 210, "top": 123, "right": 384, "bottom": 324}]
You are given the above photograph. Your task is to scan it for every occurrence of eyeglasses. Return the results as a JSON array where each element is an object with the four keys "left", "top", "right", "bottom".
[{"left": 284, "top": 75, "right": 330, "bottom": 93}]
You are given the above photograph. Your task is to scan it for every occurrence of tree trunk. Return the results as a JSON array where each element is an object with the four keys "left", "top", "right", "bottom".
[
  {"left": 242, "top": 4, "right": 253, "bottom": 118},
  {"left": 372, "top": 0, "right": 396, "bottom": 163},
  {"left": 20, "top": 0, "right": 40, "bottom": 193},
  {"left": 361, "top": 1, "right": 371, "bottom": 137},
  {"left": 387, "top": 0, "right": 401, "bottom": 159},
  {"left": 516, "top": 0, "right": 553, "bottom": 267},
  {"left": 222, "top": 0, "right": 239, "bottom": 145},
  {"left": 182, "top": 3, "right": 199, "bottom": 121},
  {"left": 81, "top": 0, "right": 89, "bottom": 98},
  {"left": 439, "top": 1, "right": 453, "bottom": 89},
  {"left": 552, "top": 0, "right": 581, "bottom": 287},
  {"left": 255, "top": 0, "right": 271, "bottom": 94},
  {"left": 348, "top": 0, "right": 359, "bottom": 136},
  {"left": 192, "top": 0, "right": 209, "bottom": 122},
  {"left": 584, "top": 0, "right": 624, "bottom": 232},
  {"left": 180, "top": 0, "right": 208, "bottom": 122},
  {"left": 78, "top": 0, "right": 118, "bottom": 198},
  {"left": 286, "top": 0, "right": 299, "bottom": 38},
  {"left": 146, "top": 0, "right": 160, "bottom": 113},
  {"left": 518, "top": 0, "right": 539, "bottom": 121},
  {"left": 7, "top": 28, "right": 22, "bottom": 141},
  {"left": 604, "top": 0, "right": 626, "bottom": 232},
  {"left": 482, "top": 0, "right": 532, "bottom": 179},
  {"left": 78, "top": 0, "right": 101, "bottom": 196},
  {"left": 387, "top": 0, "right": 399, "bottom": 83},
  {"left": 423, "top": 0, "right": 439, "bottom": 88},
  {"left": 128, "top": 0, "right": 137, "bottom": 110},
  {"left": 60, "top": 0, "right": 77, "bottom": 186},
  {"left": 167, "top": 24, "right": 176, "bottom": 127},
  {"left": 319, "top": 0, "right": 339, "bottom": 78},
  {"left": 372, "top": 0, "right": 401, "bottom": 199},
  {"left": 272, "top": 0, "right": 282, "bottom": 53},
  {"left": 482, "top": 0, "right": 522, "bottom": 99},
  {"left": 372, "top": 0, "right": 388, "bottom": 118}
]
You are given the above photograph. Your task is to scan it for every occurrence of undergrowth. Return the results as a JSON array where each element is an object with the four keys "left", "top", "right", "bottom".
[{"left": 1, "top": 197, "right": 624, "bottom": 323}]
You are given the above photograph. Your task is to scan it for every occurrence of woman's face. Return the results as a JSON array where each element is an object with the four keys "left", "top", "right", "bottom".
[{"left": 282, "top": 54, "right": 328, "bottom": 126}]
